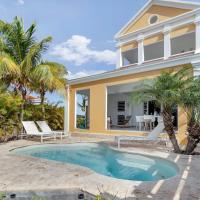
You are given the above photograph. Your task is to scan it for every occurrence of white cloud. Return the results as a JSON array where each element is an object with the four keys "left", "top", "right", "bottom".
[
  {"left": 51, "top": 35, "right": 116, "bottom": 66},
  {"left": 17, "top": 0, "right": 25, "bottom": 5},
  {"left": 67, "top": 70, "right": 106, "bottom": 80}
]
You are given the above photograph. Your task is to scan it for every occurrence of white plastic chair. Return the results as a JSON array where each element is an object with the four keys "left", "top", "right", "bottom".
[{"left": 136, "top": 116, "right": 144, "bottom": 131}]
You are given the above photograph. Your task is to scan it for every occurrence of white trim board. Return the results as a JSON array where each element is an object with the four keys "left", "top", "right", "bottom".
[
  {"left": 68, "top": 53, "right": 200, "bottom": 85},
  {"left": 116, "top": 8, "right": 200, "bottom": 46},
  {"left": 115, "top": 0, "right": 200, "bottom": 39}
]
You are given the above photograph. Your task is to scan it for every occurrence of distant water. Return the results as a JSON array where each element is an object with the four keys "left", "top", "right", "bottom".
[{"left": 13, "top": 143, "right": 179, "bottom": 181}]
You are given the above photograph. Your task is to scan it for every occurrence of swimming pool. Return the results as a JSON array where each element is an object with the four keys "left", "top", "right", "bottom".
[{"left": 13, "top": 143, "right": 179, "bottom": 181}]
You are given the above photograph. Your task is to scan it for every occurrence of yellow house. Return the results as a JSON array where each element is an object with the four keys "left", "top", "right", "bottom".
[{"left": 65, "top": 0, "right": 200, "bottom": 145}]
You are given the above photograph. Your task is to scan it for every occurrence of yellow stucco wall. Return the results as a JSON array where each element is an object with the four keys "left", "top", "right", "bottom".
[
  {"left": 121, "top": 41, "right": 138, "bottom": 52},
  {"left": 121, "top": 5, "right": 191, "bottom": 36},
  {"left": 171, "top": 23, "right": 195, "bottom": 38},
  {"left": 144, "top": 33, "right": 164, "bottom": 46},
  {"left": 69, "top": 65, "right": 190, "bottom": 144},
  {"left": 120, "top": 33, "right": 164, "bottom": 52}
]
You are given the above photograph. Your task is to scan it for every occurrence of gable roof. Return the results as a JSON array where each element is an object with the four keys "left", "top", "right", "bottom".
[{"left": 115, "top": 0, "right": 200, "bottom": 39}]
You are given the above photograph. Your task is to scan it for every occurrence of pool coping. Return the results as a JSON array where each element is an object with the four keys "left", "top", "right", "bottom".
[
  {"left": 0, "top": 139, "right": 199, "bottom": 199},
  {"left": 10, "top": 142, "right": 180, "bottom": 182}
]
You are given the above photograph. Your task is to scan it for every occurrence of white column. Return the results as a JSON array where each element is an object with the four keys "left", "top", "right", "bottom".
[
  {"left": 137, "top": 35, "right": 144, "bottom": 65},
  {"left": 163, "top": 26, "right": 171, "bottom": 60},
  {"left": 64, "top": 85, "right": 70, "bottom": 136},
  {"left": 116, "top": 47, "right": 123, "bottom": 69},
  {"left": 195, "top": 15, "right": 200, "bottom": 54}
]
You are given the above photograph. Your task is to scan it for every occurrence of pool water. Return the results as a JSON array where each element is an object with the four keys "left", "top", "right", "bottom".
[{"left": 13, "top": 143, "right": 179, "bottom": 181}]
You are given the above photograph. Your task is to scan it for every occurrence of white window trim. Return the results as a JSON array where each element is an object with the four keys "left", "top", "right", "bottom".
[{"left": 75, "top": 89, "right": 91, "bottom": 130}]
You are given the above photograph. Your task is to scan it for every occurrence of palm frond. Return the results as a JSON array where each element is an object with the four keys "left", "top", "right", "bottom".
[
  {"left": 21, "top": 37, "right": 52, "bottom": 70},
  {"left": 0, "top": 52, "right": 20, "bottom": 78},
  {"left": 131, "top": 67, "right": 191, "bottom": 108}
]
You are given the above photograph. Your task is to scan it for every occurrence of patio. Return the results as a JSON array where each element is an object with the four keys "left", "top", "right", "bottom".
[
  {"left": 0, "top": 136, "right": 199, "bottom": 200},
  {"left": 107, "top": 82, "right": 178, "bottom": 132}
]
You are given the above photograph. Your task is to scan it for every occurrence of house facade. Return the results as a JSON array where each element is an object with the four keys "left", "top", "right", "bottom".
[{"left": 66, "top": 0, "right": 200, "bottom": 145}]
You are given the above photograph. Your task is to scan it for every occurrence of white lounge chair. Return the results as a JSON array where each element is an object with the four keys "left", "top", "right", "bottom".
[
  {"left": 115, "top": 121, "right": 165, "bottom": 148},
  {"left": 36, "top": 121, "right": 67, "bottom": 140},
  {"left": 22, "top": 121, "right": 56, "bottom": 143}
]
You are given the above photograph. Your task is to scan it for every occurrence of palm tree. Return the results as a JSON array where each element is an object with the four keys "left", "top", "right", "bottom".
[
  {"left": 0, "top": 17, "right": 52, "bottom": 119},
  {"left": 78, "top": 95, "right": 88, "bottom": 112},
  {"left": 78, "top": 94, "right": 89, "bottom": 128},
  {"left": 0, "top": 49, "right": 20, "bottom": 84},
  {"left": 31, "top": 61, "right": 67, "bottom": 116},
  {"left": 180, "top": 78, "right": 200, "bottom": 154},
  {"left": 131, "top": 68, "right": 191, "bottom": 153}
]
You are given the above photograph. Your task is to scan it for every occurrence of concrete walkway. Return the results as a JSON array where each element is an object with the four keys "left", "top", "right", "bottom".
[{"left": 0, "top": 137, "right": 199, "bottom": 200}]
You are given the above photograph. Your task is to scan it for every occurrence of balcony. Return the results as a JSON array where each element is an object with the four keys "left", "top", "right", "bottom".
[
  {"left": 116, "top": 8, "right": 200, "bottom": 69},
  {"left": 120, "top": 31, "right": 195, "bottom": 68}
]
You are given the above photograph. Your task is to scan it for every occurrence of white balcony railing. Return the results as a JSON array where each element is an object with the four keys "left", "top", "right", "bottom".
[{"left": 116, "top": 8, "right": 200, "bottom": 69}]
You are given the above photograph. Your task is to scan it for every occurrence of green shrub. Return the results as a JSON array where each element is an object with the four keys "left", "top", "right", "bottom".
[
  {"left": 23, "top": 103, "right": 64, "bottom": 130},
  {"left": 77, "top": 116, "right": 85, "bottom": 129},
  {"left": 0, "top": 92, "right": 22, "bottom": 142}
]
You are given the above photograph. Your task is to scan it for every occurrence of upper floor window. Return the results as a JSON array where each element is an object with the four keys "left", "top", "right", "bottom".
[{"left": 149, "top": 15, "right": 159, "bottom": 25}]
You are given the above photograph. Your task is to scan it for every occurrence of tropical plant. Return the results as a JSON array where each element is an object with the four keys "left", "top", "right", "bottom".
[
  {"left": 0, "top": 192, "right": 6, "bottom": 200},
  {"left": 0, "top": 86, "right": 22, "bottom": 142},
  {"left": 0, "top": 17, "right": 53, "bottom": 119},
  {"left": 131, "top": 68, "right": 191, "bottom": 154},
  {"left": 33, "top": 194, "right": 46, "bottom": 200},
  {"left": 78, "top": 94, "right": 88, "bottom": 112},
  {"left": 23, "top": 103, "right": 64, "bottom": 130},
  {"left": 77, "top": 116, "right": 86, "bottom": 129},
  {"left": 0, "top": 16, "right": 67, "bottom": 141},
  {"left": 31, "top": 61, "right": 67, "bottom": 116},
  {"left": 180, "top": 78, "right": 200, "bottom": 154}
]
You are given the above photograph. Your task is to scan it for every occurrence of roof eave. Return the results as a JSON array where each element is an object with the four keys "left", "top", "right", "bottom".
[
  {"left": 68, "top": 53, "right": 199, "bottom": 86},
  {"left": 115, "top": 0, "right": 200, "bottom": 40},
  {"left": 114, "top": 0, "right": 152, "bottom": 39}
]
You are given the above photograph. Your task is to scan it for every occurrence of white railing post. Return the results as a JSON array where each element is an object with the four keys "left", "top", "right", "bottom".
[
  {"left": 163, "top": 26, "right": 171, "bottom": 60},
  {"left": 195, "top": 14, "right": 200, "bottom": 54},
  {"left": 116, "top": 48, "right": 123, "bottom": 69},
  {"left": 137, "top": 35, "right": 144, "bottom": 65}
]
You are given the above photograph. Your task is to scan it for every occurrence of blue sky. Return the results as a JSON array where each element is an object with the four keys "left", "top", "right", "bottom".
[{"left": 1, "top": 0, "right": 200, "bottom": 103}]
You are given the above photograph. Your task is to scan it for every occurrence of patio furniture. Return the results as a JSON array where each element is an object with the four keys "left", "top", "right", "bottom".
[
  {"left": 21, "top": 121, "right": 56, "bottom": 143},
  {"left": 114, "top": 115, "right": 132, "bottom": 128},
  {"left": 115, "top": 120, "right": 165, "bottom": 148},
  {"left": 144, "top": 115, "right": 155, "bottom": 131},
  {"left": 107, "top": 116, "right": 112, "bottom": 129},
  {"left": 136, "top": 116, "right": 144, "bottom": 131},
  {"left": 36, "top": 121, "right": 67, "bottom": 140}
]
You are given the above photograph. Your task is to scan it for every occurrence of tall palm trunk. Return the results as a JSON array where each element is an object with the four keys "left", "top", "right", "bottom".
[
  {"left": 40, "top": 90, "right": 46, "bottom": 119},
  {"left": 20, "top": 100, "right": 24, "bottom": 121},
  {"left": 20, "top": 87, "right": 27, "bottom": 121},
  {"left": 162, "top": 106, "right": 181, "bottom": 153},
  {"left": 185, "top": 120, "right": 200, "bottom": 154}
]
